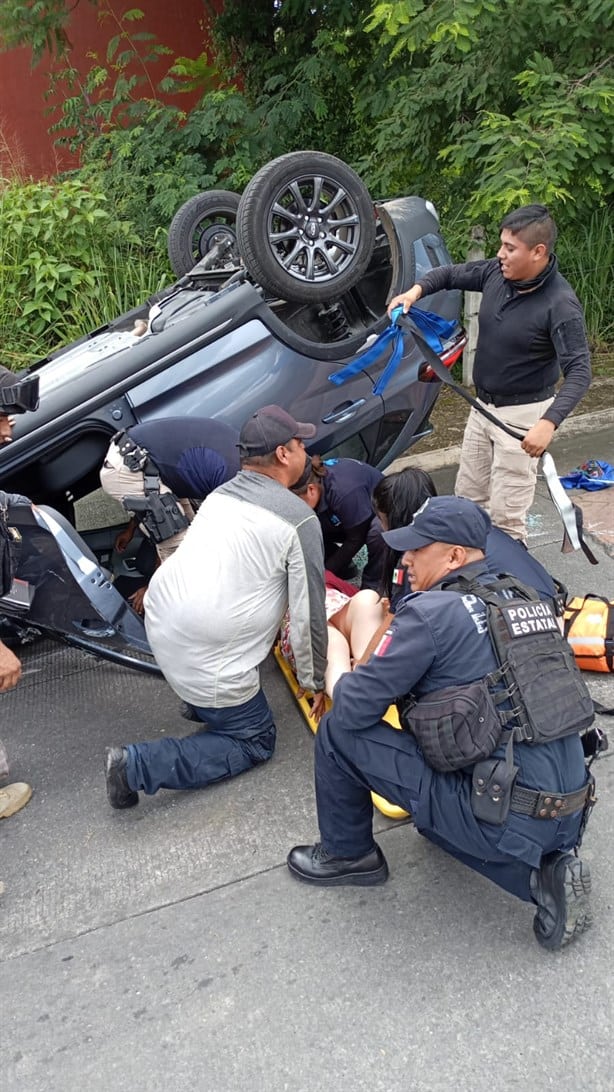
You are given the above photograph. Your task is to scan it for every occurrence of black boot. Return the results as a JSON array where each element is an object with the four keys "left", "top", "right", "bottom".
[
  {"left": 530, "top": 852, "right": 592, "bottom": 950},
  {"left": 287, "top": 842, "right": 388, "bottom": 887},
  {"left": 104, "top": 746, "right": 139, "bottom": 810}
]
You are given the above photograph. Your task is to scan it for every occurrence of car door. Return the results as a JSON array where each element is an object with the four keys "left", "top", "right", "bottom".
[{"left": 126, "top": 313, "right": 387, "bottom": 464}]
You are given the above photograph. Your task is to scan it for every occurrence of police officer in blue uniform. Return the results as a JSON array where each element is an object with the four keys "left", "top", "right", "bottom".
[
  {"left": 287, "top": 497, "right": 595, "bottom": 950},
  {"left": 291, "top": 455, "right": 385, "bottom": 590}
]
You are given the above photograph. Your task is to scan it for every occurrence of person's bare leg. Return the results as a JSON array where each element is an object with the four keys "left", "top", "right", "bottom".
[
  {"left": 342, "top": 590, "right": 387, "bottom": 660},
  {"left": 326, "top": 592, "right": 388, "bottom": 696},
  {"left": 325, "top": 625, "right": 353, "bottom": 698}
]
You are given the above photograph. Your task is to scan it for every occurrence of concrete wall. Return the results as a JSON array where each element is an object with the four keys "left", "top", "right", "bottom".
[{"left": 0, "top": 0, "right": 223, "bottom": 179}]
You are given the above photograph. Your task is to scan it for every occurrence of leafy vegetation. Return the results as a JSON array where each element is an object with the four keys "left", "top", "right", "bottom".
[
  {"left": 557, "top": 214, "right": 614, "bottom": 348},
  {"left": 0, "top": 0, "right": 612, "bottom": 363},
  {"left": 0, "top": 177, "right": 167, "bottom": 367}
]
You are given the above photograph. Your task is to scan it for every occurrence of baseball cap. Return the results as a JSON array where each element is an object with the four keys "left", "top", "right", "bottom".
[
  {"left": 238, "top": 404, "right": 316, "bottom": 457},
  {"left": 382, "top": 496, "right": 491, "bottom": 552}
]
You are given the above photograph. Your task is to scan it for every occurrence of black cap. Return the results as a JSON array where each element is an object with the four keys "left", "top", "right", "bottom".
[{"left": 239, "top": 404, "right": 316, "bottom": 457}]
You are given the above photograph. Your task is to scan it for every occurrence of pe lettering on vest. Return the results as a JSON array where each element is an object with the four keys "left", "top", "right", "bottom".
[{"left": 500, "top": 600, "right": 558, "bottom": 638}]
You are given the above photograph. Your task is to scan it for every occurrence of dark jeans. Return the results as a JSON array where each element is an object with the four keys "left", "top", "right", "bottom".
[
  {"left": 125, "top": 688, "right": 276, "bottom": 795},
  {"left": 314, "top": 714, "right": 583, "bottom": 903}
]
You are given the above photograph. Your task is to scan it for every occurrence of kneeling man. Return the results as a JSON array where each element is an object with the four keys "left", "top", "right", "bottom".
[
  {"left": 105, "top": 405, "right": 327, "bottom": 808},
  {"left": 288, "top": 496, "right": 596, "bottom": 951}
]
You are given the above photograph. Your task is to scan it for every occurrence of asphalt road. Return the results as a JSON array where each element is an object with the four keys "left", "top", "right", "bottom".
[{"left": 2, "top": 425, "right": 614, "bottom": 1091}]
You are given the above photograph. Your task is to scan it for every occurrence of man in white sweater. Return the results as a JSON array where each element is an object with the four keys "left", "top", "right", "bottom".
[{"left": 104, "top": 405, "right": 327, "bottom": 808}]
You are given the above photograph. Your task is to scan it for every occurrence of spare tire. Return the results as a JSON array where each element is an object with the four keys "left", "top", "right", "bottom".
[
  {"left": 167, "top": 190, "right": 241, "bottom": 279},
  {"left": 236, "top": 151, "right": 376, "bottom": 303}
]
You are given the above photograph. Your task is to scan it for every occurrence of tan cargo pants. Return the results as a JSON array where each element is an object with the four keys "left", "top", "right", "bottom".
[{"left": 454, "top": 396, "right": 554, "bottom": 543}]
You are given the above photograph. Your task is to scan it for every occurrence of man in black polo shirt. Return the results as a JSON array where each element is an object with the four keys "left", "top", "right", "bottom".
[{"left": 388, "top": 204, "right": 591, "bottom": 542}]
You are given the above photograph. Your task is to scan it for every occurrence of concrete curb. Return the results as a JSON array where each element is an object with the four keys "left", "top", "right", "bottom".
[{"left": 389, "top": 406, "right": 614, "bottom": 473}]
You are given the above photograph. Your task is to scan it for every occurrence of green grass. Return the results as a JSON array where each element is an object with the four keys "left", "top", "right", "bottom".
[
  {"left": 558, "top": 213, "right": 614, "bottom": 352},
  {"left": 45, "top": 242, "right": 172, "bottom": 355}
]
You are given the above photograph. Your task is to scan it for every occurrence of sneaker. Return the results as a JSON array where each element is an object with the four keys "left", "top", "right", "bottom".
[
  {"left": 0, "top": 782, "right": 33, "bottom": 819},
  {"left": 287, "top": 842, "right": 389, "bottom": 887},
  {"left": 531, "top": 851, "right": 592, "bottom": 950},
  {"left": 104, "top": 746, "right": 138, "bottom": 809}
]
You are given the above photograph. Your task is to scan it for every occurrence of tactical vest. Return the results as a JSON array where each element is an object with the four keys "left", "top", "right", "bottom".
[{"left": 399, "top": 573, "right": 595, "bottom": 773}]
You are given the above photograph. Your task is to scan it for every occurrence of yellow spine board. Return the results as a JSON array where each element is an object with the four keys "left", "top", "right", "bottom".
[{"left": 273, "top": 644, "right": 409, "bottom": 820}]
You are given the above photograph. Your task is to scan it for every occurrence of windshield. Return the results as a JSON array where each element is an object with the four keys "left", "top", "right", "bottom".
[{"left": 36, "top": 329, "right": 148, "bottom": 398}]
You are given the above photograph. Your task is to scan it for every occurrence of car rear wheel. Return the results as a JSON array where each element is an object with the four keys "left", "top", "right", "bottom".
[
  {"left": 236, "top": 151, "right": 376, "bottom": 303},
  {"left": 167, "top": 190, "right": 241, "bottom": 278}
]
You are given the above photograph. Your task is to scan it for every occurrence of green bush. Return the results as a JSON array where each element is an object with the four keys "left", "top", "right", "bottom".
[{"left": 0, "top": 176, "right": 170, "bottom": 367}]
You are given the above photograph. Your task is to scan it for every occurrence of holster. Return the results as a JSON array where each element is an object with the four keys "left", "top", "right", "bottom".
[
  {"left": 581, "top": 725, "right": 608, "bottom": 761},
  {"left": 123, "top": 492, "right": 189, "bottom": 544},
  {"left": 575, "top": 771, "right": 597, "bottom": 849},
  {"left": 470, "top": 733, "right": 518, "bottom": 825}
]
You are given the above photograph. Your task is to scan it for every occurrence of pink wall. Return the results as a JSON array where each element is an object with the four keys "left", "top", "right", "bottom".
[{"left": 0, "top": 0, "right": 223, "bottom": 179}]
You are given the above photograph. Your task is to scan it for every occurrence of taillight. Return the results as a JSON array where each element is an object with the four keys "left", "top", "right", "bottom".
[{"left": 419, "top": 341, "right": 465, "bottom": 381}]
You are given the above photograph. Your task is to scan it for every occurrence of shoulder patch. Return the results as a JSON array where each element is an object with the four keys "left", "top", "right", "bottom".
[{"left": 374, "top": 628, "right": 394, "bottom": 657}]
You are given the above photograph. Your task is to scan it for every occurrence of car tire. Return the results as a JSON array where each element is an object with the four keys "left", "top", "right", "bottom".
[
  {"left": 167, "top": 190, "right": 241, "bottom": 278},
  {"left": 236, "top": 151, "right": 376, "bottom": 303}
]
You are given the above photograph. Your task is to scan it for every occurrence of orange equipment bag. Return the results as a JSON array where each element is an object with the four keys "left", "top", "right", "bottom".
[{"left": 564, "top": 595, "right": 614, "bottom": 673}]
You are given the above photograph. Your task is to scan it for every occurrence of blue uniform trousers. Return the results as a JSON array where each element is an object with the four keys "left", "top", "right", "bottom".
[
  {"left": 314, "top": 714, "right": 584, "bottom": 903},
  {"left": 125, "top": 688, "right": 276, "bottom": 795}
]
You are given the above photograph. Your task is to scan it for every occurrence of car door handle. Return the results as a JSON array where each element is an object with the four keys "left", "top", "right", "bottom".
[{"left": 322, "top": 399, "right": 366, "bottom": 424}]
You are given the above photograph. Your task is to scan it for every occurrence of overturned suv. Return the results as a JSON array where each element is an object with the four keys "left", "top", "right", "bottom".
[{"left": 0, "top": 151, "right": 464, "bottom": 669}]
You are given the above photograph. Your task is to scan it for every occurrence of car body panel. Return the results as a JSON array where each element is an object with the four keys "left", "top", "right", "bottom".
[{"left": 1, "top": 501, "right": 159, "bottom": 671}]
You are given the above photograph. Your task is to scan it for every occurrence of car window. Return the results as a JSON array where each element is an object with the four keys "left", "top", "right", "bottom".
[{"left": 322, "top": 432, "right": 369, "bottom": 463}]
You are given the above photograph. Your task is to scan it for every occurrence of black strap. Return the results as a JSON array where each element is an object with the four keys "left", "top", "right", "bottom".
[
  {"left": 593, "top": 700, "right": 614, "bottom": 716},
  {"left": 511, "top": 781, "right": 592, "bottom": 819},
  {"left": 445, "top": 571, "right": 540, "bottom": 605},
  {"left": 405, "top": 324, "right": 526, "bottom": 440},
  {"left": 115, "top": 433, "right": 161, "bottom": 494}
]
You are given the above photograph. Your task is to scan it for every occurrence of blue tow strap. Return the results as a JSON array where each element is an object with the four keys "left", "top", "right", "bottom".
[{"left": 328, "top": 306, "right": 458, "bottom": 396}]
